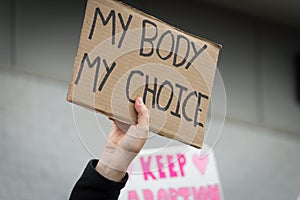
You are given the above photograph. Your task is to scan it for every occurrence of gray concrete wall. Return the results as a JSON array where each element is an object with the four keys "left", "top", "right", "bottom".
[
  {"left": 0, "top": 0, "right": 11, "bottom": 68},
  {"left": 0, "top": 0, "right": 300, "bottom": 199}
]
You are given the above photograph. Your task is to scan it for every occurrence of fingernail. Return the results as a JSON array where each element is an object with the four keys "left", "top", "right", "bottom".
[{"left": 137, "top": 97, "right": 143, "bottom": 105}]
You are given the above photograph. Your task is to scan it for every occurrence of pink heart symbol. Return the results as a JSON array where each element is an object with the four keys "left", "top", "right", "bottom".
[{"left": 193, "top": 154, "right": 209, "bottom": 175}]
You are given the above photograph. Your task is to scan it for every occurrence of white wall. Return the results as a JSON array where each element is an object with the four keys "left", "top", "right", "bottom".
[
  {"left": 215, "top": 119, "right": 300, "bottom": 200},
  {"left": 0, "top": 0, "right": 300, "bottom": 199},
  {"left": 0, "top": 70, "right": 89, "bottom": 200}
]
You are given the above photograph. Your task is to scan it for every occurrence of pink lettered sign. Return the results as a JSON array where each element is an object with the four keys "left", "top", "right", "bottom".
[{"left": 119, "top": 146, "right": 224, "bottom": 200}]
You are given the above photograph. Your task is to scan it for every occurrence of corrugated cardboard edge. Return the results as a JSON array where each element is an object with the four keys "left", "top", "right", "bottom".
[{"left": 66, "top": 0, "right": 223, "bottom": 149}]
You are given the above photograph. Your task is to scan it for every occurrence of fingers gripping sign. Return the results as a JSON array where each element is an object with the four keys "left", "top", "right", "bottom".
[
  {"left": 111, "top": 97, "right": 149, "bottom": 153},
  {"left": 136, "top": 97, "right": 150, "bottom": 128},
  {"left": 97, "top": 97, "right": 150, "bottom": 182}
]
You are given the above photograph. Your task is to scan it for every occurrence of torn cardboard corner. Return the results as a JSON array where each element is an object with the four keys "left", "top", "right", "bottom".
[{"left": 67, "top": 0, "right": 222, "bottom": 149}]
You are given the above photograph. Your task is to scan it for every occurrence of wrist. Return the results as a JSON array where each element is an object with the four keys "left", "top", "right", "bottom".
[
  {"left": 96, "top": 161, "right": 127, "bottom": 182},
  {"left": 99, "top": 145, "right": 137, "bottom": 172}
]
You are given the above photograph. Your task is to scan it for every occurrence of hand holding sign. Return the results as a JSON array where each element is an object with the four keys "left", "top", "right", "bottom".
[
  {"left": 67, "top": 0, "right": 221, "bottom": 148},
  {"left": 96, "top": 97, "right": 150, "bottom": 182}
]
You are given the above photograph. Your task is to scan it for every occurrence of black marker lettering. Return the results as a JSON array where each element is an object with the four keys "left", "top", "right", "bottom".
[
  {"left": 117, "top": 13, "right": 133, "bottom": 48},
  {"left": 126, "top": 70, "right": 144, "bottom": 103},
  {"left": 170, "top": 83, "right": 188, "bottom": 118},
  {"left": 156, "top": 80, "right": 174, "bottom": 111},
  {"left": 143, "top": 75, "right": 157, "bottom": 108},
  {"left": 173, "top": 35, "right": 190, "bottom": 67},
  {"left": 140, "top": 20, "right": 158, "bottom": 57},
  {"left": 182, "top": 91, "right": 197, "bottom": 122},
  {"left": 156, "top": 30, "right": 175, "bottom": 60},
  {"left": 75, "top": 53, "right": 101, "bottom": 93},
  {"left": 89, "top": 8, "right": 116, "bottom": 45},
  {"left": 185, "top": 43, "right": 207, "bottom": 70},
  {"left": 98, "top": 59, "right": 116, "bottom": 92},
  {"left": 194, "top": 92, "right": 209, "bottom": 127}
]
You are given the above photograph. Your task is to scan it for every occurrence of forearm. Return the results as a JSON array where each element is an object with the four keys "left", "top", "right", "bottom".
[{"left": 98, "top": 143, "right": 137, "bottom": 176}]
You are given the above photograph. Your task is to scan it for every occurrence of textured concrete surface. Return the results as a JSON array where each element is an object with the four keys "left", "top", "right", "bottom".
[{"left": 0, "top": 70, "right": 90, "bottom": 200}]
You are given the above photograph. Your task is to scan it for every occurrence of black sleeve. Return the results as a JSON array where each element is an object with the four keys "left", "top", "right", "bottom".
[{"left": 69, "top": 159, "right": 128, "bottom": 200}]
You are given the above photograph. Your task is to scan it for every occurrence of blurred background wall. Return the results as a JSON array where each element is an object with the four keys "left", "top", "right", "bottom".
[{"left": 0, "top": 0, "right": 300, "bottom": 199}]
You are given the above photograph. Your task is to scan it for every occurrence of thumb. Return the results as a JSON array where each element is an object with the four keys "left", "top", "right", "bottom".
[{"left": 135, "top": 97, "right": 150, "bottom": 127}]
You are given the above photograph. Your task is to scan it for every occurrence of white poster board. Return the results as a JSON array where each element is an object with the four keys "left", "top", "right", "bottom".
[{"left": 120, "top": 146, "right": 224, "bottom": 200}]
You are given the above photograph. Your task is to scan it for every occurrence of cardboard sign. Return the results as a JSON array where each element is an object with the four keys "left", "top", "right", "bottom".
[
  {"left": 67, "top": 0, "right": 222, "bottom": 148},
  {"left": 119, "top": 146, "right": 224, "bottom": 200}
]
